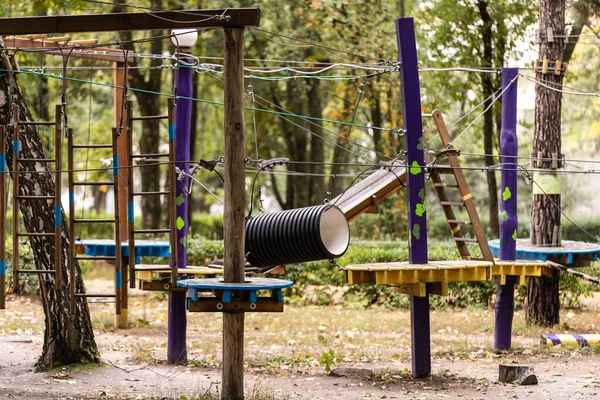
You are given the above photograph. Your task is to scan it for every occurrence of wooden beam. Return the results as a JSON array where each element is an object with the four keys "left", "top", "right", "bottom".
[
  {"left": 0, "top": 8, "right": 260, "bottom": 35},
  {"left": 3, "top": 38, "right": 129, "bottom": 62},
  {"left": 114, "top": 62, "right": 129, "bottom": 329}
]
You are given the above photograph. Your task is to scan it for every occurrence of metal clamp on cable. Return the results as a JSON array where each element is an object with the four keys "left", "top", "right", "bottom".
[{"left": 261, "top": 157, "right": 289, "bottom": 170}]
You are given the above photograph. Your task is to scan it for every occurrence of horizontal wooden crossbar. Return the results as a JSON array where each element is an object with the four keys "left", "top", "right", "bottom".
[{"left": 0, "top": 8, "right": 261, "bottom": 35}]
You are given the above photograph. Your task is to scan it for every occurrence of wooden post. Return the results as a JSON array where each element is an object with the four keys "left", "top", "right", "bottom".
[
  {"left": 495, "top": 68, "right": 519, "bottom": 350},
  {"left": 396, "top": 18, "right": 430, "bottom": 378},
  {"left": 114, "top": 61, "right": 129, "bottom": 329},
  {"left": 222, "top": 27, "right": 246, "bottom": 400}
]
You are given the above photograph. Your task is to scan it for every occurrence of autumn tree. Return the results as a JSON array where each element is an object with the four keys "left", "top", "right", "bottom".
[
  {"left": 0, "top": 39, "right": 100, "bottom": 370},
  {"left": 419, "top": 0, "right": 535, "bottom": 238}
]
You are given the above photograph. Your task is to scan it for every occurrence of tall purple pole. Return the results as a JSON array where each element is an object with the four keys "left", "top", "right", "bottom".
[
  {"left": 167, "top": 50, "right": 194, "bottom": 364},
  {"left": 495, "top": 68, "right": 519, "bottom": 351},
  {"left": 396, "top": 17, "right": 430, "bottom": 378}
]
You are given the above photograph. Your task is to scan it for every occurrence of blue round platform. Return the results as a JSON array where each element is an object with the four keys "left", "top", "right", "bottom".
[
  {"left": 177, "top": 277, "right": 293, "bottom": 291},
  {"left": 76, "top": 239, "right": 170, "bottom": 263},
  {"left": 488, "top": 239, "right": 600, "bottom": 264}
]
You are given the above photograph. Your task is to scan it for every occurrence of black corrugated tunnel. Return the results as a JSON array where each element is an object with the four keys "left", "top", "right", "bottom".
[{"left": 245, "top": 204, "right": 350, "bottom": 268}]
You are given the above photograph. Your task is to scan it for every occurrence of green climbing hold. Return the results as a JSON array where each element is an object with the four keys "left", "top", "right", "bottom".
[
  {"left": 501, "top": 211, "right": 508, "bottom": 221},
  {"left": 502, "top": 187, "right": 512, "bottom": 201},
  {"left": 176, "top": 217, "right": 185, "bottom": 230},
  {"left": 180, "top": 237, "right": 187, "bottom": 247},
  {"left": 416, "top": 203, "right": 426, "bottom": 217},
  {"left": 512, "top": 229, "right": 517, "bottom": 240},
  {"left": 409, "top": 161, "right": 421, "bottom": 175},
  {"left": 417, "top": 137, "right": 424, "bottom": 150},
  {"left": 176, "top": 194, "right": 186, "bottom": 206},
  {"left": 418, "top": 188, "right": 425, "bottom": 201},
  {"left": 412, "top": 224, "right": 421, "bottom": 240}
]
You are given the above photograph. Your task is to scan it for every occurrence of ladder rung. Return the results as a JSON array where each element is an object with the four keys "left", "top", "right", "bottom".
[
  {"left": 133, "top": 228, "right": 171, "bottom": 234},
  {"left": 16, "top": 269, "right": 56, "bottom": 274},
  {"left": 134, "top": 266, "right": 173, "bottom": 272},
  {"left": 133, "top": 191, "right": 170, "bottom": 196},
  {"left": 75, "top": 256, "right": 117, "bottom": 261},
  {"left": 72, "top": 144, "right": 113, "bottom": 149},
  {"left": 433, "top": 183, "right": 459, "bottom": 188},
  {"left": 76, "top": 293, "right": 117, "bottom": 298},
  {"left": 18, "top": 158, "right": 56, "bottom": 163},
  {"left": 440, "top": 201, "right": 465, "bottom": 207},
  {"left": 447, "top": 219, "right": 472, "bottom": 225},
  {"left": 72, "top": 182, "right": 114, "bottom": 186},
  {"left": 17, "top": 232, "right": 56, "bottom": 237},
  {"left": 74, "top": 218, "right": 116, "bottom": 223},
  {"left": 16, "top": 195, "right": 55, "bottom": 200},
  {"left": 130, "top": 115, "right": 168, "bottom": 121},
  {"left": 454, "top": 237, "right": 479, "bottom": 243},
  {"left": 131, "top": 153, "right": 169, "bottom": 159},
  {"left": 19, "top": 121, "right": 55, "bottom": 126}
]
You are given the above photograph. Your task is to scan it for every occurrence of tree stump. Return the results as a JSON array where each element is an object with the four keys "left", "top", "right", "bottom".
[{"left": 499, "top": 364, "right": 538, "bottom": 385}]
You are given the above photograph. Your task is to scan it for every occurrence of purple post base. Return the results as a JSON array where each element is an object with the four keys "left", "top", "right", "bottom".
[
  {"left": 410, "top": 296, "right": 431, "bottom": 377},
  {"left": 167, "top": 290, "right": 188, "bottom": 364},
  {"left": 494, "top": 278, "right": 515, "bottom": 350}
]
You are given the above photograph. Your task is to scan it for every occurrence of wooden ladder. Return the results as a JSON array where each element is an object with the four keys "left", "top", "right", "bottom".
[
  {"left": 67, "top": 125, "right": 122, "bottom": 314},
  {"left": 126, "top": 98, "right": 178, "bottom": 290},
  {"left": 10, "top": 105, "right": 63, "bottom": 302},
  {"left": 427, "top": 110, "right": 494, "bottom": 262}
]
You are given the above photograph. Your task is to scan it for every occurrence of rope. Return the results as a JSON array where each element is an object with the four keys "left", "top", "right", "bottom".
[{"left": 0, "top": 67, "right": 400, "bottom": 136}]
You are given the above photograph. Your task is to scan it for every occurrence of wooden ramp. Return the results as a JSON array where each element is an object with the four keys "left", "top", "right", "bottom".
[{"left": 332, "top": 164, "right": 406, "bottom": 221}]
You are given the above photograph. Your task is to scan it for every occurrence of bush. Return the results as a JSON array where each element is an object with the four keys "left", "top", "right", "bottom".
[{"left": 190, "top": 214, "right": 223, "bottom": 240}]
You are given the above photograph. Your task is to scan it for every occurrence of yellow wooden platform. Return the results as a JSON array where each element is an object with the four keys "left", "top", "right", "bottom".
[
  {"left": 346, "top": 260, "right": 491, "bottom": 285},
  {"left": 135, "top": 264, "right": 222, "bottom": 282},
  {"left": 346, "top": 259, "right": 548, "bottom": 291},
  {"left": 491, "top": 260, "right": 547, "bottom": 285}
]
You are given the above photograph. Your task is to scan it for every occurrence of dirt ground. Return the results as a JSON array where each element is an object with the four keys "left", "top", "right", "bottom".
[{"left": 1, "top": 285, "right": 600, "bottom": 399}]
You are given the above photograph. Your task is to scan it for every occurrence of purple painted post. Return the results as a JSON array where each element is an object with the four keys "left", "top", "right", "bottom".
[
  {"left": 495, "top": 68, "right": 519, "bottom": 351},
  {"left": 396, "top": 17, "right": 430, "bottom": 378},
  {"left": 167, "top": 33, "right": 196, "bottom": 364}
]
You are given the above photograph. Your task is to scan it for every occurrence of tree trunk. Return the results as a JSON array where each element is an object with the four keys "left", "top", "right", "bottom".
[
  {"left": 0, "top": 47, "right": 101, "bottom": 371},
  {"left": 307, "top": 79, "right": 324, "bottom": 205},
  {"left": 285, "top": 78, "right": 309, "bottom": 209},
  {"left": 327, "top": 86, "right": 354, "bottom": 197},
  {"left": 526, "top": 0, "right": 565, "bottom": 327},
  {"left": 478, "top": 1, "right": 500, "bottom": 238},
  {"left": 369, "top": 75, "right": 384, "bottom": 156}
]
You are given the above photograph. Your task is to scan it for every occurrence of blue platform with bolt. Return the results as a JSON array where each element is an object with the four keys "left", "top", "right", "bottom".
[{"left": 177, "top": 277, "right": 293, "bottom": 313}]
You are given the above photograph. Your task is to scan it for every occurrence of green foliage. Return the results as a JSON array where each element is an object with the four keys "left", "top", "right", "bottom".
[
  {"left": 190, "top": 214, "right": 224, "bottom": 240},
  {"left": 318, "top": 349, "right": 342, "bottom": 374},
  {"left": 4, "top": 238, "right": 37, "bottom": 295},
  {"left": 186, "top": 238, "right": 224, "bottom": 266}
]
